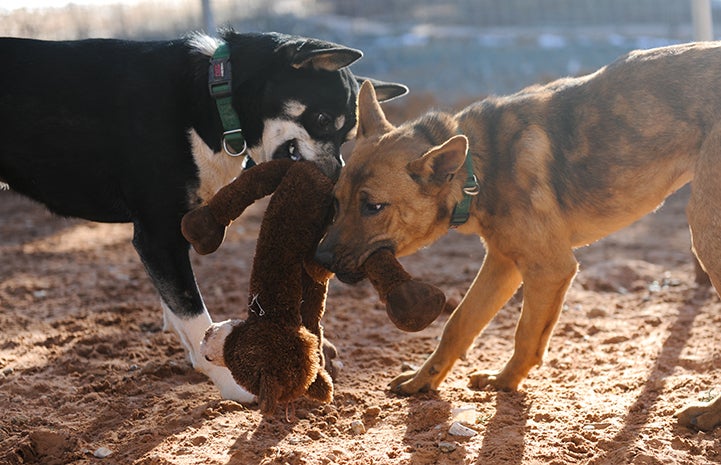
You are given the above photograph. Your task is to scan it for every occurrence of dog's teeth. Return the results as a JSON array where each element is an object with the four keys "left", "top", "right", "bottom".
[{"left": 289, "top": 141, "right": 301, "bottom": 161}]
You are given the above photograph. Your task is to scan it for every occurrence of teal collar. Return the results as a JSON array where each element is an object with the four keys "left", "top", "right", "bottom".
[
  {"left": 208, "top": 43, "right": 247, "bottom": 157},
  {"left": 449, "top": 142, "right": 479, "bottom": 228}
]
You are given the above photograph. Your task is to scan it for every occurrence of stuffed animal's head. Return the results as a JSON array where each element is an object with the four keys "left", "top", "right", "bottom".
[{"left": 201, "top": 318, "right": 321, "bottom": 413}]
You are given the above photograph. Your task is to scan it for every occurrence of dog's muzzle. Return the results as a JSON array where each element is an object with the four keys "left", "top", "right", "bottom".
[{"left": 272, "top": 140, "right": 342, "bottom": 181}]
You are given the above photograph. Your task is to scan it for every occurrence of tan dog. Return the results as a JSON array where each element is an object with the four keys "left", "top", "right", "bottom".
[{"left": 315, "top": 42, "right": 721, "bottom": 431}]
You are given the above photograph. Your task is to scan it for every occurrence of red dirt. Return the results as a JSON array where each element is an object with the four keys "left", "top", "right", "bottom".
[{"left": 2, "top": 169, "right": 721, "bottom": 464}]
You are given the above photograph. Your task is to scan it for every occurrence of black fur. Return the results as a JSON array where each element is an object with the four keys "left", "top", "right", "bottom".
[{"left": 0, "top": 31, "right": 402, "bottom": 322}]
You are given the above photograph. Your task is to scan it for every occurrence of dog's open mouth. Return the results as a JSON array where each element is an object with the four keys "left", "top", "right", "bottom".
[{"left": 273, "top": 139, "right": 303, "bottom": 161}]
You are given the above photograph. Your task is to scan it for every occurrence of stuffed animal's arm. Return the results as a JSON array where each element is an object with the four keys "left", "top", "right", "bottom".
[
  {"left": 181, "top": 159, "right": 294, "bottom": 255},
  {"left": 363, "top": 248, "right": 446, "bottom": 332},
  {"left": 206, "top": 159, "right": 294, "bottom": 226}
]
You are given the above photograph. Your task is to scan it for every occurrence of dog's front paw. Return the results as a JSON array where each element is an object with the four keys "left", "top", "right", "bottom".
[
  {"left": 389, "top": 370, "right": 434, "bottom": 395},
  {"left": 203, "top": 364, "right": 258, "bottom": 404},
  {"left": 676, "top": 398, "right": 721, "bottom": 431},
  {"left": 468, "top": 370, "right": 518, "bottom": 391}
]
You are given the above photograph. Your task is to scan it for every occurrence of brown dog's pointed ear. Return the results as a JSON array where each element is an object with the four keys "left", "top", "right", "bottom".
[
  {"left": 407, "top": 135, "right": 469, "bottom": 185},
  {"left": 357, "top": 80, "right": 395, "bottom": 138}
]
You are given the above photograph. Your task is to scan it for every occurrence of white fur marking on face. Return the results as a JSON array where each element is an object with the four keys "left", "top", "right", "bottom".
[
  {"left": 284, "top": 100, "right": 307, "bottom": 118},
  {"left": 161, "top": 302, "right": 256, "bottom": 403},
  {"left": 335, "top": 115, "right": 346, "bottom": 130},
  {"left": 258, "top": 118, "right": 328, "bottom": 164},
  {"left": 189, "top": 129, "right": 246, "bottom": 202}
]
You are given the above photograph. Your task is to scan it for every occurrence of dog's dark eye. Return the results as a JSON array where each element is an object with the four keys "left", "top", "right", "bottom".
[
  {"left": 316, "top": 112, "right": 332, "bottom": 130},
  {"left": 361, "top": 202, "right": 386, "bottom": 217}
]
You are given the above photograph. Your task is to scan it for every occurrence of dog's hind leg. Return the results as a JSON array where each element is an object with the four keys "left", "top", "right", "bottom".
[
  {"left": 390, "top": 247, "right": 522, "bottom": 395},
  {"left": 132, "top": 218, "right": 256, "bottom": 404},
  {"left": 678, "top": 126, "right": 721, "bottom": 430}
]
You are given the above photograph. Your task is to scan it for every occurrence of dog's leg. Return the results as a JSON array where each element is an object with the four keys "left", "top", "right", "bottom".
[
  {"left": 470, "top": 251, "right": 577, "bottom": 390},
  {"left": 679, "top": 126, "right": 721, "bottom": 430},
  {"left": 390, "top": 247, "right": 522, "bottom": 394},
  {"left": 132, "top": 220, "right": 255, "bottom": 404}
]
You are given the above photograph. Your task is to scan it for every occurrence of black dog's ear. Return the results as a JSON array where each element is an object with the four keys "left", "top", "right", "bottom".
[
  {"left": 356, "top": 76, "right": 409, "bottom": 103},
  {"left": 222, "top": 32, "right": 362, "bottom": 80},
  {"left": 280, "top": 39, "right": 363, "bottom": 71}
]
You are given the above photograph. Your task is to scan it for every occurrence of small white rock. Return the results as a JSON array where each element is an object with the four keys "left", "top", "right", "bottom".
[
  {"left": 448, "top": 421, "right": 477, "bottom": 437},
  {"left": 438, "top": 441, "right": 457, "bottom": 453},
  {"left": 93, "top": 447, "right": 113, "bottom": 458},
  {"left": 350, "top": 420, "right": 365, "bottom": 435}
]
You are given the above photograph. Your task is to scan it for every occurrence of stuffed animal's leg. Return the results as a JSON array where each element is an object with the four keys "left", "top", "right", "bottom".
[
  {"left": 299, "top": 267, "right": 334, "bottom": 402},
  {"left": 248, "top": 162, "right": 334, "bottom": 316}
]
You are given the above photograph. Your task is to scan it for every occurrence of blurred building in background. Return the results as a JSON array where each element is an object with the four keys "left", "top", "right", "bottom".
[{"left": 2, "top": 0, "right": 718, "bottom": 101}]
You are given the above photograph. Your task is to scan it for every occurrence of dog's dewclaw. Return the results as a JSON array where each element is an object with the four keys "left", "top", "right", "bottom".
[{"left": 386, "top": 280, "right": 446, "bottom": 332}]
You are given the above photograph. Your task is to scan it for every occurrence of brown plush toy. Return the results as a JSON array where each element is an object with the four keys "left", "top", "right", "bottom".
[{"left": 181, "top": 159, "right": 445, "bottom": 413}]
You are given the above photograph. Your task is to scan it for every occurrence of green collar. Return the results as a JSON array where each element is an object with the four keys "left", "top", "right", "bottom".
[
  {"left": 208, "top": 42, "right": 247, "bottom": 157},
  {"left": 449, "top": 141, "right": 479, "bottom": 228}
]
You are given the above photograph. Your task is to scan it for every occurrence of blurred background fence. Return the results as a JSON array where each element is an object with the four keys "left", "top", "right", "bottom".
[{"left": 2, "top": 0, "right": 719, "bottom": 102}]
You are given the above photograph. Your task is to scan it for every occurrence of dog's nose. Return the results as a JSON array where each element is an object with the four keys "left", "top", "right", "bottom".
[
  {"left": 314, "top": 247, "right": 335, "bottom": 270},
  {"left": 316, "top": 157, "right": 342, "bottom": 182}
]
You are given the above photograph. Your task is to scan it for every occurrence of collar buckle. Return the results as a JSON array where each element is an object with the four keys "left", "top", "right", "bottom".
[
  {"left": 222, "top": 129, "right": 247, "bottom": 157},
  {"left": 462, "top": 174, "right": 480, "bottom": 196}
]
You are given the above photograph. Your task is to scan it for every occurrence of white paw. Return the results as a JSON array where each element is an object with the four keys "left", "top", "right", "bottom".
[{"left": 201, "top": 363, "right": 257, "bottom": 404}]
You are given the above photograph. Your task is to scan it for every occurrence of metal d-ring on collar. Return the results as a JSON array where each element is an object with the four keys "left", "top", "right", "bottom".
[
  {"left": 449, "top": 136, "right": 479, "bottom": 228},
  {"left": 208, "top": 43, "right": 248, "bottom": 158}
]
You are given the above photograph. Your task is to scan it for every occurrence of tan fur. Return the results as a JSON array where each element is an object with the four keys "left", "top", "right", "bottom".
[
  {"left": 189, "top": 129, "right": 246, "bottom": 203},
  {"left": 318, "top": 42, "right": 721, "bottom": 430}
]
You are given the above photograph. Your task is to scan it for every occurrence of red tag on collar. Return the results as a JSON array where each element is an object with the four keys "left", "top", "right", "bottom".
[{"left": 213, "top": 62, "right": 225, "bottom": 79}]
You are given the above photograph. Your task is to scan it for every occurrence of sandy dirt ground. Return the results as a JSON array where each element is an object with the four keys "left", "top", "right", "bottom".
[{"left": 2, "top": 152, "right": 721, "bottom": 464}]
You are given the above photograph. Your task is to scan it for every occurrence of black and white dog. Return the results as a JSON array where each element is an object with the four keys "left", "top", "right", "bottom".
[{"left": 0, "top": 31, "right": 407, "bottom": 402}]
